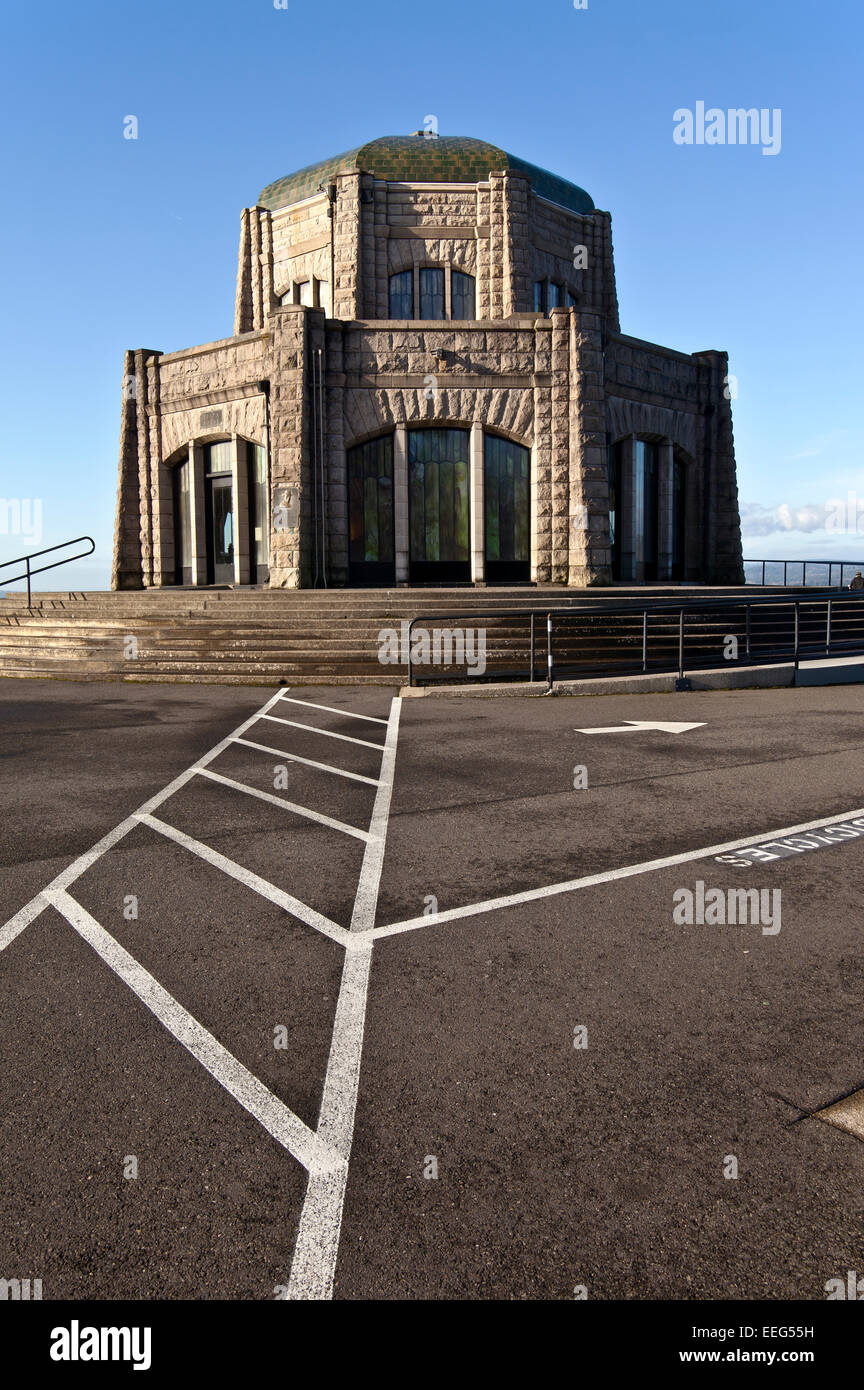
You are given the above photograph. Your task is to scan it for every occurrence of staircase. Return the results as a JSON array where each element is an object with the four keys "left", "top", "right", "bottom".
[{"left": 0, "top": 585, "right": 776, "bottom": 686}]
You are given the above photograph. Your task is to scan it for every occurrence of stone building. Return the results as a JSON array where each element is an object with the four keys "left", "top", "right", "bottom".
[{"left": 112, "top": 134, "right": 743, "bottom": 590}]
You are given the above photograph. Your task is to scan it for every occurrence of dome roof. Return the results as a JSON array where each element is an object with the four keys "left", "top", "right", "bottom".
[{"left": 258, "top": 134, "right": 594, "bottom": 214}]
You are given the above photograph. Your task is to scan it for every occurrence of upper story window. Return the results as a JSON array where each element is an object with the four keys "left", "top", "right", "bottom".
[
  {"left": 451, "top": 270, "right": 476, "bottom": 319},
  {"left": 282, "top": 279, "right": 330, "bottom": 312},
  {"left": 420, "top": 268, "right": 445, "bottom": 320},
  {"left": 533, "top": 279, "right": 579, "bottom": 313},
  {"left": 389, "top": 270, "right": 413, "bottom": 318},
  {"left": 388, "top": 267, "right": 476, "bottom": 321}
]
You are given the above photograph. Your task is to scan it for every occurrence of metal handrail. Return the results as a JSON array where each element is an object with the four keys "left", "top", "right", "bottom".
[
  {"left": 0, "top": 536, "right": 95, "bottom": 608},
  {"left": 405, "top": 589, "right": 864, "bottom": 688},
  {"left": 745, "top": 558, "right": 864, "bottom": 587}
]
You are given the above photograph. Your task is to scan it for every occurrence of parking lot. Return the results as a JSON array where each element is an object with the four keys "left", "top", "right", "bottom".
[{"left": 2, "top": 677, "right": 864, "bottom": 1299}]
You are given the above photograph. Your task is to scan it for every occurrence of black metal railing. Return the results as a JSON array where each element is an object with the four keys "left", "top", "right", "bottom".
[
  {"left": 0, "top": 537, "right": 95, "bottom": 607},
  {"left": 744, "top": 558, "right": 864, "bottom": 588},
  {"left": 405, "top": 589, "right": 864, "bottom": 688}
]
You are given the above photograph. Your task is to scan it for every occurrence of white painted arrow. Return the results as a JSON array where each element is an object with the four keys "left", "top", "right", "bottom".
[{"left": 575, "top": 720, "right": 706, "bottom": 735}]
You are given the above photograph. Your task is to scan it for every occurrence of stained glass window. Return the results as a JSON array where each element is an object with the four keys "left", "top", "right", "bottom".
[
  {"left": 485, "top": 434, "right": 530, "bottom": 579},
  {"left": 347, "top": 435, "right": 394, "bottom": 580},
  {"left": 408, "top": 428, "right": 470, "bottom": 574}
]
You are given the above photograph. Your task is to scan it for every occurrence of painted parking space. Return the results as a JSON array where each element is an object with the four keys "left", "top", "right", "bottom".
[
  {"left": 338, "top": 836, "right": 864, "bottom": 1299},
  {"left": 1, "top": 679, "right": 864, "bottom": 1301}
]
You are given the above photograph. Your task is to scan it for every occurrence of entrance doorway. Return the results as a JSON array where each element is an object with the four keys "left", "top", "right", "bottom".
[
  {"left": 205, "top": 442, "right": 235, "bottom": 584},
  {"left": 408, "top": 427, "right": 470, "bottom": 582},
  {"left": 347, "top": 435, "right": 395, "bottom": 585},
  {"left": 485, "top": 434, "right": 530, "bottom": 581}
]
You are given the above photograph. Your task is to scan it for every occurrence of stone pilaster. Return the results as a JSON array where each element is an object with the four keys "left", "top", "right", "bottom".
[
  {"left": 502, "top": 172, "right": 532, "bottom": 316},
  {"left": 325, "top": 322, "right": 348, "bottom": 585},
  {"left": 568, "top": 311, "right": 613, "bottom": 585},
  {"left": 268, "top": 306, "right": 314, "bottom": 588},
  {"left": 111, "top": 350, "right": 146, "bottom": 589},
  {"left": 333, "top": 172, "right": 362, "bottom": 319},
  {"left": 475, "top": 183, "right": 491, "bottom": 319},
  {"left": 550, "top": 308, "right": 571, "bottom": 582},
  {"left": 532, "top": 321, "right": 553, "bottom": 582},
  {"left": 695, "top": 349, "right": 744, "bottom": 584}
]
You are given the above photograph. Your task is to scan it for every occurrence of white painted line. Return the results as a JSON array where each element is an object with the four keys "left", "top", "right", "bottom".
[
  {"left": 0, "top": 687, "right": 289, "bottom": 952},
  {"left": 195, "top": 768, "right": 372, "bottom": 843},
  {"left": 263, "top": 714, "right": 384, "bottom": 751},
  {"left": 233, "top": 737, "right": 380, "bottom": 787},
  {"left": 575, "top": 720, "right": 706, "bottom": 735},
  {"left": 0, "top": 893, "right": 49, "bottom": 954},
  {"left": 45, "top": 888, "right": 341, "bottom": 1178},
  {"left": 350, "top": 698, "right": 402, "bottom": 934},
  {"left": 136, "top": 812, "right": 351, "bottom": 947},
  {"left": 285, "top": 942, "right": 373, "bottom": 1300},
  {"left": 285, "top": 697, "right": 402, "bottom": 1300},
  {"left": 370, "top": 804, "right": 864, "bottom": 941},
  {"left": 278, "top": 695, "right": 388, "bottom": 726}
]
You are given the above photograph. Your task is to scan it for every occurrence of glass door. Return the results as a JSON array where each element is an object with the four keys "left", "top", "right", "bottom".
[
  {"left": 485, "top": 434, "right": 530, "bottom": 582},
  {"left": 347, "top": 435, "right": 395, "bottom": 585},
  {"left": 408, "top": 427, "right": 470, "bottom": 582},
  {"left": 205, "top": 442, "right": 234, "bottom": 584}
]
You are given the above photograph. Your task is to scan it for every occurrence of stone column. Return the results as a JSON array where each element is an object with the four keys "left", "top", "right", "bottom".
[
  {"left": 620, "top": 435, "right": 639, "bottom": 581},
  {"left": 231, "top": 435, "right": 250, "bottom": 585},
  {"left": 394, "top": 423, "right": 409, "bottom": 584},
  {"left": 470, "top": 421, "right": 485, "bottom": 583},
  {"left": 657, "top": 439, "right": 675, "bottom": 580}
]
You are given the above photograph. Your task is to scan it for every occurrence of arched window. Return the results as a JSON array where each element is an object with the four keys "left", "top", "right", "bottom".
[
  {"left": 485, "top": 434, "right": 531, "bottom": 582},
  {"left": 388, "top": 267, "right": 477, "bottom": 320},
  {"left": 451, "top": 271, "right": 475, "bottom": 319},
  {"left": 419, "top": 267, "right": 445, "bottom": 320},
  {"left": 408, "top": 427, "right": 470, "bottom": 581},
  {"left": 347, "top": 435, "right": 395, "bottom": 585},
  {"left": 389, "top": 270, "right": 413, "bottom": 318}
]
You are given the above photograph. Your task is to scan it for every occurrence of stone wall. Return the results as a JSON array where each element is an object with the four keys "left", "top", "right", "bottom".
[{"left": 234, "top": 172, "right": 620, "bottom": 330}]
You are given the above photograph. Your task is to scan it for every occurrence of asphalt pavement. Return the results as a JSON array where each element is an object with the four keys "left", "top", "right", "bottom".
[{"left": 1, "top": 677, "right": 863, "bottom": 1300}]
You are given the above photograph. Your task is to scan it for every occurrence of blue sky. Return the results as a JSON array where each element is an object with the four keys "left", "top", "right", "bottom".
[{"left": 1, "top": 0, "right": 861, "bottom": 588}]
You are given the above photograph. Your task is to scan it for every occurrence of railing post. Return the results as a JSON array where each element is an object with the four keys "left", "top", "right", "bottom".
[
  {"left": 793, "top": 601, "right": 800, "bottom": 670},
  {"left": 529, "top": 612, "right": 535, "bottom": 683},
  {"left": 783, "top": 560, "right": 788, "bottom": 587},
  {"left": 678, "top": 609, "right": 684, "bottom": 680},
  {"left": 762, "top": 560, "right": 766, "bottom": 586},
  {"left": 642, "top": 610, "right": 648, "bottom": 672},
  {"left": 26, "top": 557, "right": 31, "bottom": 609},
  {"left": 745, "top": 603, "right": 751, "bottom": 664},
  {"left": 826, "top": 598, "right": 832, "bottom": 655},
  {"left": 546, "top": 612, "right": 553, "bottom": 691},
  {"left": 407, "top": 618, "right": 414, "bottom": 688}
]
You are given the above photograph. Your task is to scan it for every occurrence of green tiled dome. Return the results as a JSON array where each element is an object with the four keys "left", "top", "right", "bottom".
[{"left": 258, "top": 135, "right": 594, "bottom": 214}]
